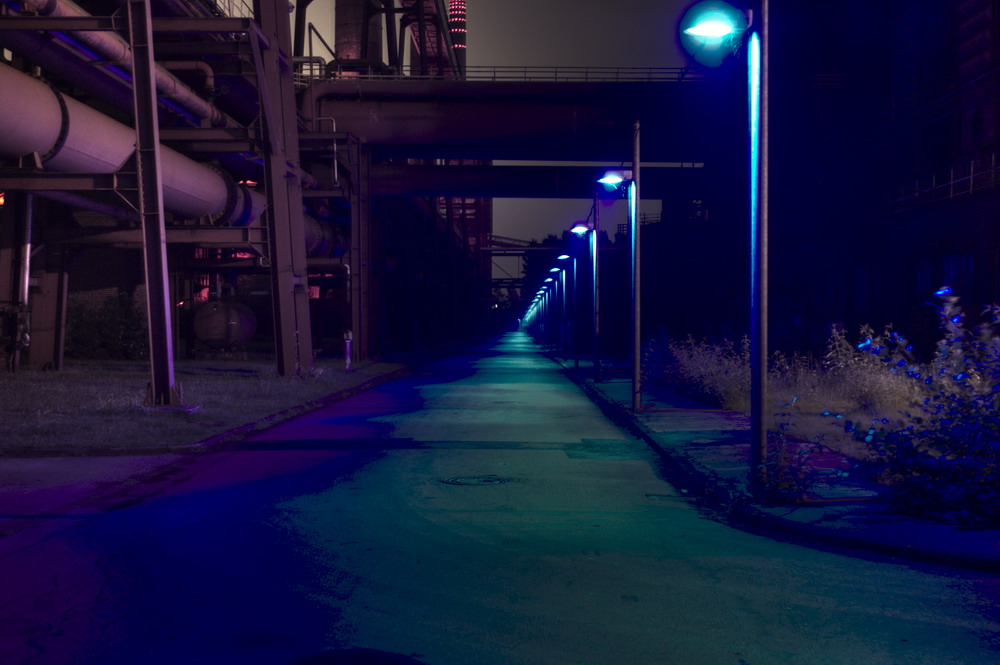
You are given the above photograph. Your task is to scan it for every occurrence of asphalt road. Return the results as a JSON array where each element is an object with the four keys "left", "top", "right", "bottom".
[{"left": 3, "top": 332, "right": 1000, "bottom": 665}]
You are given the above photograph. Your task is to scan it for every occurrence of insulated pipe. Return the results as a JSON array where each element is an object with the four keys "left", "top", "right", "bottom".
[
  {"left": 160, "top": 61, "right": 216, "bottom": 94},
  {"left": 15, "top": 0, "right": 230, "bottom": 127},
  {"left": 0, "top": 62, "right": 263, "bottom": 225}
]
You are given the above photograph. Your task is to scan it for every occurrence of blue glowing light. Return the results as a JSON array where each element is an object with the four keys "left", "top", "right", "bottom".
[
  {"left": 570, "top": 223, "right": 591, "bottom": 237},
  {"left": 748, "top": 31, "right": 760, "bottom": 311},
  {"left": 678, "top": 1, "right": 749, "bottom": 68},
  {"left": 557, "top": 254, "right": 571, "bottom": 260},
  {"left": 857, "top": 337, "right": 872, "bottom": 349},
  {"left": 684, "top": 15, "right": 737, "bottom": 38},
  {"left": 934, "top": 286, "right": 953, "bottom": 296}
]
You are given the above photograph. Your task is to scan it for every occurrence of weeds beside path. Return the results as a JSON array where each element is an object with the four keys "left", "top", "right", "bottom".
[{"left": 0, "top": 358, "right": 406, "bottom": 458}]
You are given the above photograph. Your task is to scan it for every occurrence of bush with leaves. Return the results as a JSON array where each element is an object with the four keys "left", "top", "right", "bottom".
[{"left": 855, "top": 288, "right": 1000, "bottom": 525}]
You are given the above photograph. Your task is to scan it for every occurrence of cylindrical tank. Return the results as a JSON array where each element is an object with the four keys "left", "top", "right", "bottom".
[{"left": 192, "top": 301, "right": 257, "bottom": 349}]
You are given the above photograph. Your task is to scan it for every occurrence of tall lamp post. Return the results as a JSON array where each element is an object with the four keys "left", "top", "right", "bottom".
[
  {"left": 570, "top": 206, "right": 601, "bottom": 382},
  {"left": 680, "top": 0, "right": 768, "bottom": 495},
  {"left": 557, "top": 254, "right": 576, "bottom": 364},
  {"left": 597, "top": 159, "right": 641, "bottom": 412}
]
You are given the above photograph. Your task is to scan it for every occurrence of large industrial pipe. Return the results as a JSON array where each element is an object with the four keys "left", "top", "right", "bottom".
[
  {"left": 12, "top": 0, "right": 230, "bottom": 127},
  {"left": 0, "top": 62, "right": 262, "bottom": 226}
]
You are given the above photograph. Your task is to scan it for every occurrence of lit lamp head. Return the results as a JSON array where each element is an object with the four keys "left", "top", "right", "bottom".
[
  {"left": 678, "top": 1, "right": 749, "bottom": 68},
  {"left": 570, "top": 221, "right": 592, "bottom": 237},
  {"left": 557, "top": 254, "right": 571, "bottom": 261},
  {"left": 597, "top": 169, "right": 632, "bottom": 193}
]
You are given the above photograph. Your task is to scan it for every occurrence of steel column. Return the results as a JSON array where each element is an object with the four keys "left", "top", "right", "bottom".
[
  {"left": 127, "top": 0, "right": 181, "bottom": 406},
  {"left": 348, "top": 138, "right": 374, "bottom": 361},
  {"left": 256, "top": 0, "right": 314, "bottom": 376}
]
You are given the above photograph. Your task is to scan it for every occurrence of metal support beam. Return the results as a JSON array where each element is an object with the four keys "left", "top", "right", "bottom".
[
  {"left": 127, "top": 0, "right": 182, "bottom": 407},
  {"left": 348, "top": 138, "right": 374, "bottom": 362},
  {"left": 256, "top": 0, "right": 314, "bottom": 376}
]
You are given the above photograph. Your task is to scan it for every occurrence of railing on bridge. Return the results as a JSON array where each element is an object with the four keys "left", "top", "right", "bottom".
[
  {"left": 208, "top": 0, "right": 254, "bottom": 18},
  {"left": 892, "top": 152, "right": 1000, "bottom": 212},
  {"left": 293, "top": 63, "right": 704, "bottom": 87}
]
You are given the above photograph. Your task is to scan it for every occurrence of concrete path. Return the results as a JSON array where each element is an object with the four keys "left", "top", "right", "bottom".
[{"left": 2, "top": 332, "right": 999, "bottom": 665}]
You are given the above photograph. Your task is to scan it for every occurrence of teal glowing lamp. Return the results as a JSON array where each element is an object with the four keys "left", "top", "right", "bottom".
[
  {"left": 557, "top": 254, "right": 571, "bottom": 260},
  {"left": 597, "top": 169, "right": 632, "bottom": 192},
  {"left": 678, "top": 1, "right": 749, "bottom": 68},
  {"left": 570, "top": 221, "right": 592, "bottom": 237}
]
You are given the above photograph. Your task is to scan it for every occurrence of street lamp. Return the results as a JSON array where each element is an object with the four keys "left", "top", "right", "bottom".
[
  {"left": 600, "top": 141, "right": 641, "bottom": 413},
  {"left": 570, "top": 213, "right": 601, "bottom": 381},
  {"left": 557, "top": 254, "right": 577, "bottom": 366},
  {"left": 680, "top": 0, "right": 768, "bottom": 496},
  {"left": 678, "top": 1, "right": 749, "bottom": 68}
]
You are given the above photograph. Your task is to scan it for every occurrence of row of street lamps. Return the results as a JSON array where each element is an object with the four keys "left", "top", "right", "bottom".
[
  {"left": 525, "top": 0, "right": 770, "bottom": 494},
  {"left": 523, "top": 161, "right": 637, "bottom": 397}
]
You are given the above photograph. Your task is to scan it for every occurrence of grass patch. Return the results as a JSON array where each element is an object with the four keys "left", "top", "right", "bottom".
[{"left": 0, "top": 358, "right": 405, "bottom": 457}]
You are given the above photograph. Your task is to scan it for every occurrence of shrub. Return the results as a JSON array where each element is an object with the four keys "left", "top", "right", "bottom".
[
  {"left": 854, "top": 289, "right": 1000, "bottom": 525},
  {"left": 651, "top": 335, "right": 750, "bottom": 412},
  {"left": 646, "top": 288, "right": 1000, "bottom": 524}
]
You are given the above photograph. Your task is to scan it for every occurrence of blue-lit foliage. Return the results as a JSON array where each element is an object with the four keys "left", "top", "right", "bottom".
[
  {"left": 648, "top": 288, "right": 1000, "bottom": 519},
  {"left": 834, "top": 289, "right": 1000, "bottom": 525}
]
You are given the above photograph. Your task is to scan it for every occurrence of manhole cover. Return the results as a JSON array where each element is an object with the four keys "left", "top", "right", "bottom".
[{"left": 440, "top": 475, "right": 511, "bottom": 486}]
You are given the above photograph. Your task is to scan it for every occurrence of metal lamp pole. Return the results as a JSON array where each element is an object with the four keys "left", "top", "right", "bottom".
[
  {"left": 630, "top": 121, "right": 642, "bottom": 412},
  {"left": 679, "top": 0, "right": 767, "bottom": 493},
  {"left": 749, "top": 1, "right": 769, "bottom": 496},
  {"left": 593, "top": 197, "right": 602, "bottom": 382}
]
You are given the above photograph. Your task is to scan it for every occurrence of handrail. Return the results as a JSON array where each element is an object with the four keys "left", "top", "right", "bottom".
[
  {"left": 892, "top": 152, "right": 999, "bottom": 211},
  {"left": 295, "top": 64, "right": 704, "bottom": 87},
  {"left": 205, "top": 0, "right": 254, "bottom": 19}
]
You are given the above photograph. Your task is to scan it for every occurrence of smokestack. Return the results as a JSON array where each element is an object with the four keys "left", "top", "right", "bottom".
[
  {"left": 336, "top": 0, "right": 384, "bottom": 62},
  {"left": 449, "top": 0, "right": 467, "bottom": 75}
]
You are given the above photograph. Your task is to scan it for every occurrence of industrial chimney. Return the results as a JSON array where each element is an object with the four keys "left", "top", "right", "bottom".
[
  {"left": 448, "top": 0, "right": 468, "bottom": 75},
  {"left": 336, "top": 0, "right": 384, "bottom": 68}
]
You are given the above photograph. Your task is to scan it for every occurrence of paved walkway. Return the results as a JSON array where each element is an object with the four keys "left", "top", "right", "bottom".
[
  {"left": 3, "top": 332, "right": 999, "bottom": 665},
  {"left": 1, "top": 340, "right": 999, "bottom": 574},
  {"left": 561, "top": 360, "right": 1000, "bottom": 572}
]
